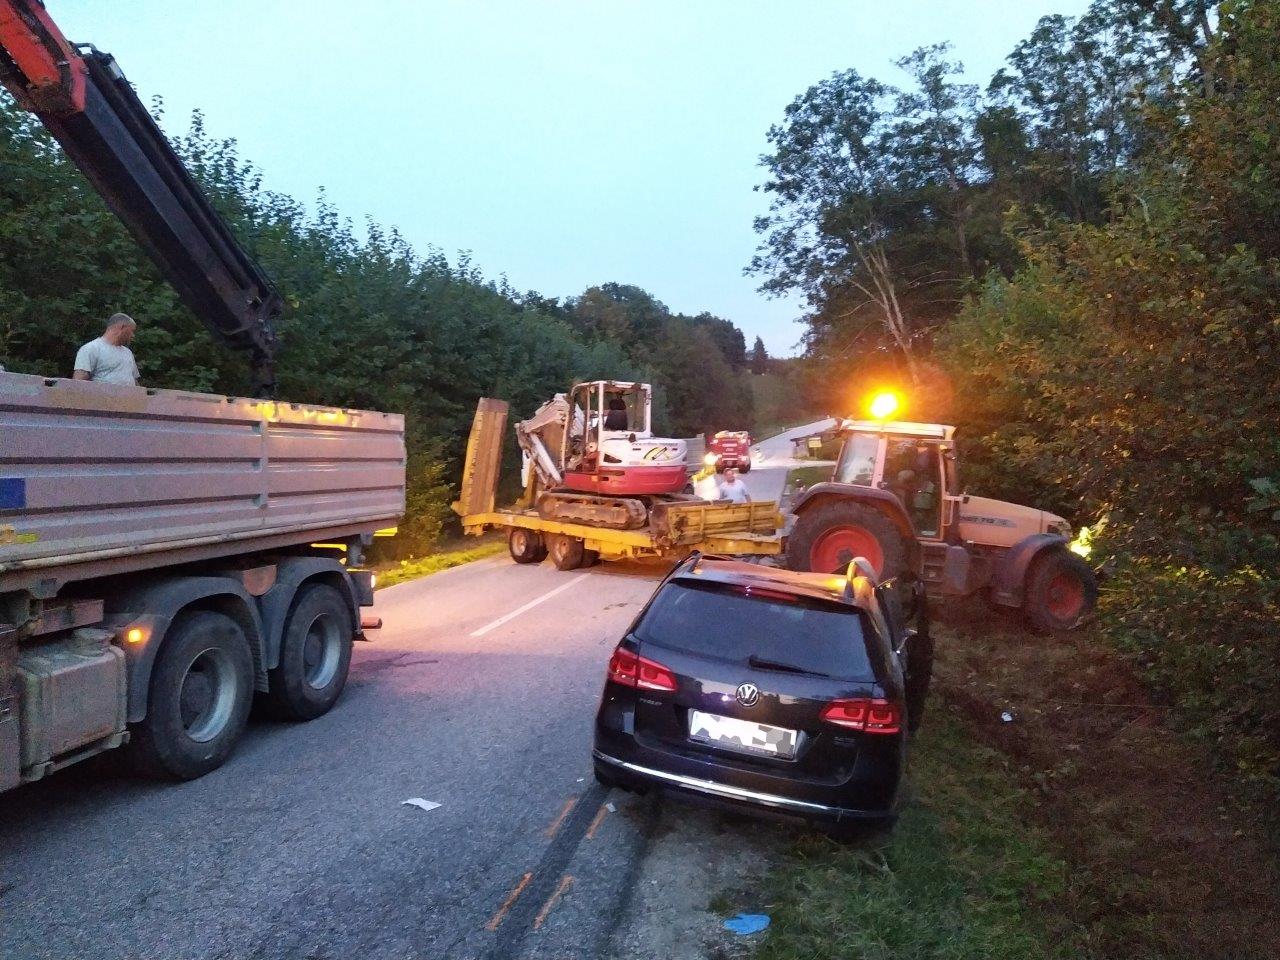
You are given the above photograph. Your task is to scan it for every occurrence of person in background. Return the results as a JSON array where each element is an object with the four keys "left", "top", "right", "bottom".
[
  {"left": 718, "top": 466, "right": 752, "bottom": 504},
  {"left": 73, "top": 313, "right": 140, "bottom": 386}
]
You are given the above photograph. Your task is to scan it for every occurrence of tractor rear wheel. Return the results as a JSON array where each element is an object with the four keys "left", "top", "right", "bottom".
[
  {"left": 1023, "top": 550, "right": 1097, "bottom": 633},
  {"left": 508, "top": 527, "right": 547, "bottom": 564},
  {"left": 787, "top": 500, "right": 909, "bottom": 579},
  {"left": 548, "top": 534, "right": 587, "bottom": 571}
]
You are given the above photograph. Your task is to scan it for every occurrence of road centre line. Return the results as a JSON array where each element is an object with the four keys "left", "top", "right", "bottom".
[{"left": 470, "top": 573, "right": 591, "bottom": 637}]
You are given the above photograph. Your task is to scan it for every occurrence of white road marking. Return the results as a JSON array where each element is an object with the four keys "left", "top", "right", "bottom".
[{"left": 470, "top": 573, "right": 591, "bottom": 637}]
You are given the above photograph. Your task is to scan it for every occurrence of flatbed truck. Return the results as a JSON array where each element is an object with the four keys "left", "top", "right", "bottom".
[
  {"left": 453, "top": 399, "right": 783, "bottom": 566},
  {"left": 0, "top": 2, "right": 406, "bottom": 789}
]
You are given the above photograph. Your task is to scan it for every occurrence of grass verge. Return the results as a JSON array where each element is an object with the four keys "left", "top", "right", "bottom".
[
  {"left": 374, "top": 537, "right": 506, "bottom": 589},
  {"left": 757, "top": 713, "right": 1071, "bottom": 960}
]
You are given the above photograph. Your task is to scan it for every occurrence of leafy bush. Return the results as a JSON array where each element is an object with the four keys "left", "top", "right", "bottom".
[{"left": 936, "top": 0, "right": 1280, "bottom": 801}]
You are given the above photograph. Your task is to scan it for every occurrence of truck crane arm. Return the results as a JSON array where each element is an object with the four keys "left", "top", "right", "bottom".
[{"left": 0, "top": 0, "right": 281, "bottom": 395}]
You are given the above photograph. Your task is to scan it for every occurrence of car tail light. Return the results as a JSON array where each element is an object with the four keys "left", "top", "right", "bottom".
[
  {"left": 820, "top": 698, "right": 902, "bottom": 734},
  {"left": 607, "top": 647, "right": 678, "bottom": 692}
]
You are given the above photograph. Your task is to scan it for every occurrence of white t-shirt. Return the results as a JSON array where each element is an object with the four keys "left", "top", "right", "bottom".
[
  {"left": 74, "top": 337, "right": 139, "bottom": 385},
  {"left": 718, "top": 478, "right": 751, "bottom": 504}
]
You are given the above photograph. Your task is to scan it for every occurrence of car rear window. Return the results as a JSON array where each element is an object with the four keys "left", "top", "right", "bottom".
[{"left": 633, "top": 579, "right": 873, "bottom": 679}]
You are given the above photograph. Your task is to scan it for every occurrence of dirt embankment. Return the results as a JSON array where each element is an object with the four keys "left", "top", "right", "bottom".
[{"left": 935, "top": 602, "right": 1280, "bottom": 960}]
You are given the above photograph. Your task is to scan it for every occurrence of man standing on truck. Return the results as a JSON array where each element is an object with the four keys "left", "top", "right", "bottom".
[{"left": 73, "top": 313, "right": 140, "bottom": 385}]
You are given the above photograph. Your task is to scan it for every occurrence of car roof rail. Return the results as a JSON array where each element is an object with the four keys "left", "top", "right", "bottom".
[{"left": 671, "top": 550, "right": 703, "bottom": 576}]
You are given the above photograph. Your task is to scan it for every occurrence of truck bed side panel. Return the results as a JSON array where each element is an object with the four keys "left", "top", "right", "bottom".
[{"left": 0, "top": 374, "right": 405, "bottom": 576}]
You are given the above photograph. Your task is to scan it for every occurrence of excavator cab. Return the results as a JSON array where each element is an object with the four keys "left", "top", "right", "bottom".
[{"left": 560, "top": 381, "right": 686, "bottom": 495}]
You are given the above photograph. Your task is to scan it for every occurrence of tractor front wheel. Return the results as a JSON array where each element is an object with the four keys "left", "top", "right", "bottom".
[
  {"left": 1023, "top": 550, "right": 1098, "bottom": 633},
  {"left": 786, "top": 500, "right": 909, "bottom": 580}
]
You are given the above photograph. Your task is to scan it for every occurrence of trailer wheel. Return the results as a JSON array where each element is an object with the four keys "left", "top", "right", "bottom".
[
  {"left": 264, "top": 583, "right": 354, "bottom": 720},
  {"left": 508, "top": 527, "right": 547, "bottom": 564},
  {"left": 131, "top": 610, "right": 254, "bottom": 781},
  {"left": 787, "top": 500, "right": 909, "bottom": 579},
  {"left": 1023, "top": 550, "right": 1097, "bottom": 633},
  {"left": 548, "top": 534, "right": 587, "bottom": 571}
]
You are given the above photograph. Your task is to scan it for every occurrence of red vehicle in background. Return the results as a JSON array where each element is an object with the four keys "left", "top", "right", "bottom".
[{"left": 708, "top": 430, "right": 753, "bottom": 473}]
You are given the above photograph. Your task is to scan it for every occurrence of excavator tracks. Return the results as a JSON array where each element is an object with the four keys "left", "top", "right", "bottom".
[{"left": 536, "top": 492, "right": 650, "bottom": 530}]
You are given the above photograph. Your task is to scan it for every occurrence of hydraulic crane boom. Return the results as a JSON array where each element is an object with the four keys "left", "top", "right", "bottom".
[{"left": 0, "top": 0, "right": 281, "bottom": 395}]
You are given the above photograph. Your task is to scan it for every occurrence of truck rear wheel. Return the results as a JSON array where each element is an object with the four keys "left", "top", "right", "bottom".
[
  {"left": 131, "top": 610, "right": 254, "bottom": 781},
  {"left": 266, "top": 583, "right": 354, "bottom": 720},
  {"left": 1023, "top": 550, "right": 1097, "bottom": 633},
  {"left": 548, "top": 534, "right": 587, "bottom": 571},
  {"left": 508, "top": 527, "right": 547, "bottom": 564},
  {"left": 787, "top": 500, "right": 909, "bottom": 579}
]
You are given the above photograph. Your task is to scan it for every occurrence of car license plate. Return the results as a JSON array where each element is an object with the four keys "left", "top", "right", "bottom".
[{"left": 688, "top": 710, "right": 798, "bottom": 759}]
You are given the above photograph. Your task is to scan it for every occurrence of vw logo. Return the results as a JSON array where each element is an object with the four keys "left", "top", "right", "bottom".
[{"left": 735, "top": 682, "right": 759, "bottom": 707}]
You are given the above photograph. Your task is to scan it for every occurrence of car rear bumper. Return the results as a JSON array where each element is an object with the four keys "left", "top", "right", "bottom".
[{"left": 593, "top": 749, "right": 890, "bottom": 822}]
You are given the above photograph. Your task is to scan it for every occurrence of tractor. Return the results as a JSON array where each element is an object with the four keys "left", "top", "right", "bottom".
[{"left": 785, "top": 402, "right": 1098, "bottom": 632}]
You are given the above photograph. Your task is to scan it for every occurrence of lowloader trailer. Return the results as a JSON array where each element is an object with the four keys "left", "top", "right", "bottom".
[
  {"left": 453, "top": 398, "right": 783, "bottom": 567},
  {"left": 0, "top": 374, "right": 405, "bottom": 790}
]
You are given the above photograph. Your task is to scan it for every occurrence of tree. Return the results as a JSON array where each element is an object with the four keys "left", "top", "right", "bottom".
[
  {"left": 750, "top": 69, "right": 926, "bottom": 381},
  {"left": 938, "top": 0, "right": 1280, "bottom": 802},
  {"left": 750, "top": 336, "right": 769, "bottom": 375}
]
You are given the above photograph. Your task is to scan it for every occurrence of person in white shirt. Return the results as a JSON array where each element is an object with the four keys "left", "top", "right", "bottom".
[
  {"left": 73, "top": 313, "right": 140, "bottom": 386},
  {"left": 718, "top": 467, "right": 752, "bottom": 504}
]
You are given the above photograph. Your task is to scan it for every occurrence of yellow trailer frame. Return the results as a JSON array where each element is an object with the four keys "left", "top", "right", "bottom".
[{"left": 452, "top": 398, "right": 784, "bottom": 562}]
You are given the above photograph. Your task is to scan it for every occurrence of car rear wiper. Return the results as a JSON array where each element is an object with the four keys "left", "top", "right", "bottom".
[{"left": 747, "top": 655, "right": 831, "bottom": 678}]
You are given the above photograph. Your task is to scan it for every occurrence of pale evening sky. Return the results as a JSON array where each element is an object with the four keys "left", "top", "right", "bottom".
[{"left": 54, "top": 0, "right": 1089, "bottom": 356}]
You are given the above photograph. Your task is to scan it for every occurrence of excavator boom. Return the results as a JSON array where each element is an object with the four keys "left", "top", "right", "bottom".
[{"left": 0, "top": 0, "right": 281, "bottom": 394}]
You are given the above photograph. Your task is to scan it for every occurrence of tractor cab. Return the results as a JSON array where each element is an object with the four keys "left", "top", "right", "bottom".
[
  {"left": 560, "top": 381, "right": 687, "bottom": 496},
  {"left": 834, "top": 421, "right": 957, "bottom": 541}
]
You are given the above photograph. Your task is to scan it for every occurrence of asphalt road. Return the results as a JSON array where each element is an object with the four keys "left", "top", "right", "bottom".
[
  {"left": 0, "top": 536, "right": 798, "bottom": 959},
  {"left": 0, "top": 460, "right": 800, "bottom": 960}
]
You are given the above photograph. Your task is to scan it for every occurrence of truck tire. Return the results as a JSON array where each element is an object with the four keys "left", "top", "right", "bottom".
[
  {"left": 131, "top": 610, "right": 254, "bottom": 781},
  {"left": 265, "top": 583, "right": 354, "bottom": 721},
  {"left": 508, "top": 527, "right": 547, "bottom": 564},
  {"left": 1023, "top": 550, "right": 1098, "bottom": 633},
  {"left": 787, "top": 500, "right": 909, "bottom": 579},
  {"left": 739, "top": 461, "right": 751, "bottom": 474},
  {"left": 548, "top": 534, "right": 587, "bottom": 571}
]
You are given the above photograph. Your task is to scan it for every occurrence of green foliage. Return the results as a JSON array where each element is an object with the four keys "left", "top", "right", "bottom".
[
  {"left": 560, "top": 282, "right": 755, "bottom": 436},
  {"left": 0, "top": 91, "right": 751, "bottom": 554},
  {"left": 374, "top": 538, "right": 507, "bottom": 590},
  {"left": 937, "top": 0, "right": 1280, "bottom": 801}
]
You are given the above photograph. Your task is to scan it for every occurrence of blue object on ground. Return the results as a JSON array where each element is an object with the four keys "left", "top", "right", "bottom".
[{"left": 724, "top": 913, "right": 771, "bottom": 935}]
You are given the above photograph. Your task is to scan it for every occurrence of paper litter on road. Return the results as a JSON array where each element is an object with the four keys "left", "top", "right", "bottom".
[
  {"left": 401, "top": 798, "right": 442, "bottom": 812},
  {"left": 605, "top": 802, "right": 616, "bottom": 812},
  {"left": 1000, "top": 710, "right": 1015, "bottom": 723},
  {"left": 724, "top": 913, "right": 771, "bottom": 935}
]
